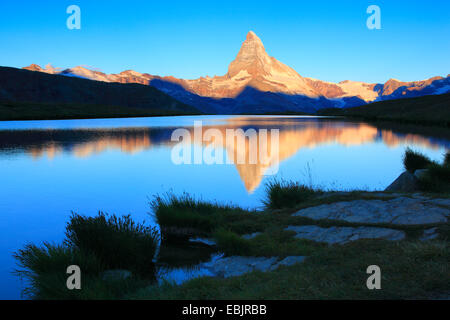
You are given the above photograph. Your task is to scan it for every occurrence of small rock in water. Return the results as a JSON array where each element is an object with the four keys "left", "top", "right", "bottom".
[
  {"left": 101, "top": 269, "right": 132, "bottom": 281},
  {"left": 385, "top": 171, "right": 418, "bottom": 192}
]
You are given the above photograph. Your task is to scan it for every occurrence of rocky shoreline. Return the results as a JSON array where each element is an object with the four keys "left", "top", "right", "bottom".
[
  {"left": 15, "top": 160, "right": 449, "bottom": 299},
  {"left": 155, "top": 188, "right": 449, "bottom": 284}
]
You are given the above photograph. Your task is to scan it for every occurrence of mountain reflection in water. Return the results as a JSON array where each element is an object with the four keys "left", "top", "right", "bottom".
[{"left": 0, "top": 116, "right": 447, "bottom": 193}]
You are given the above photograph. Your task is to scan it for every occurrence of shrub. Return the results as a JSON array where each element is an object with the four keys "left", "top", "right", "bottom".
[
  {"left": 65, "top": 212, "right": 159, "bottom": 275},
  {"left": 213, "top": 229, "right": 251, "bottom": 256},
  {"left": 403, "top": 148, "right": 434, "bottom": 173},
  {"left": 263, "top": 180, "right": 320, "bottom": 209}
]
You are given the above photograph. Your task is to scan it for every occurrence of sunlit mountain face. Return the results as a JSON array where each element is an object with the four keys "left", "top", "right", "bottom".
[{"left": 1, "top": 116, "right": 448, "bottom": 193}]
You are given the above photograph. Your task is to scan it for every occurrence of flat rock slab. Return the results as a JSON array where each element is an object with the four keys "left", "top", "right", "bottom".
[
  {"left": 293, "top": 197, "right": 450, "bottom": 225},
  {"left": 286, "top": 225, "right": 405, "bottom": 244},
  {"left": 202, "top": 255, "right": 305, "bottom": 278}
]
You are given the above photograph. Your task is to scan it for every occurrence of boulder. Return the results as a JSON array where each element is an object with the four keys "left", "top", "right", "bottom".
[
  {"left": 385, "top": 171, "right": 418, "bottom": 192},
  {"left": 414, "top": 169, "right": 429, "bottom": 180}
]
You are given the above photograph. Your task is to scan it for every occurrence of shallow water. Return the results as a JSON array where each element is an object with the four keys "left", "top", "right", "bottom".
[{"left": 0, "top": 115, "right": 448, "bottom": 299}]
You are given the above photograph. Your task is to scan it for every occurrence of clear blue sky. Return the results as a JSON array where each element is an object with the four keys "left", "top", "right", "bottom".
[{"left": 1, "top": 0, "right": 449, "bottom": 83}]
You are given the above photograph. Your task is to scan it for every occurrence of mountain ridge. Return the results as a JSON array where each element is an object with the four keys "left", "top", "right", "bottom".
[{"left": 22, "top": 31, "right": 450, "bottom": 113}]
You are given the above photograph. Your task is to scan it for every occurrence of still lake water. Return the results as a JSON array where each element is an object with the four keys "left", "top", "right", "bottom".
[{"left": 0, "top": 115, "right": 449, "bottom": 299}]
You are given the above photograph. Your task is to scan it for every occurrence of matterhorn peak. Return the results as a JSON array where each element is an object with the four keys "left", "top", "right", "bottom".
[
  {"left": 246, "top": 30, "right": 262, "bottom": 42},
  {"left": 227, "top": 31, "right": 271, "bottom": 78},
  {"left": 222, "top": 31, "right": 318, "bottom": 96},
  {"left": 247, "top": 30, "right": 256, "bottom": 38}
]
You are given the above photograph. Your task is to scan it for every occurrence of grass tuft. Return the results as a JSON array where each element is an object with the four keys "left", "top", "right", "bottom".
[
  {"left": 263, "top": 179, "right": 321, "bottom": 209},
  {"left": 403, "top": 147, "right": 434, "bottom": 173},
  {"left": 65, "top": 212, "right": 159, "bottom": 275},
  {"left": 417, "top": 163, "right": 450, "bottom": 192},
  {"left": 14, "top": 212, "right": 159, "bottom": 299},
  {"left": 405, "top": 150, "right": 450, "bottom": 193},
  {"left": 151, "top": 192, "right": 251, "bottom": 240},
  {"left": 13, "top": 242, "right": 108, "bottom": 299},
  {"left": 213, "top": 229, "right": 251, "bottom": 256}
]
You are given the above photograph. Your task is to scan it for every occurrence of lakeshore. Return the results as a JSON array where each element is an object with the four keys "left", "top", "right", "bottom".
[{"left": 13, "top": 148, "right": 450, "bottom": 299}]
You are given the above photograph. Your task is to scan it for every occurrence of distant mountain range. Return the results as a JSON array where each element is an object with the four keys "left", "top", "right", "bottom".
[{"left": 14, "top": 31, "right": 450, "bottom": 114}]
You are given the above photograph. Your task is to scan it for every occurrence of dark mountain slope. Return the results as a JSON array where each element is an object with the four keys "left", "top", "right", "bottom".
[
  {"left": 318, "top": 93, "right": 450, "bottom": 126},
  {"left": 0, "top": 67, "right": 200, "bottom": 120}
]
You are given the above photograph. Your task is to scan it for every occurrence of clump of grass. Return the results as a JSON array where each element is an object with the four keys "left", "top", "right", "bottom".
[
  {"left": 14, "top": 212, "right": 159, "bottom": 299},
  {"left": 15, "top": 242, "right": 149, "bottom": 299},
  {"left": 151, "top": 192, "right": 251, "bottom": 240},
  {"left": 65, "top": 212, "right": 159, "bottom": 275},
  {"left": 13, "top": 242, "right": 110, "bottom": 299},
  {"left": 14, "top": 242, "right": 104, "bottom": 280},
  {"left": 213, "top": 229, "right": 251, "bottom": 256},
  {"left": 403, "top": 147, "right": 434, "bottom": 173},
  {"left": 263, "top": 180, "right": 321, "bottom": 209}
]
